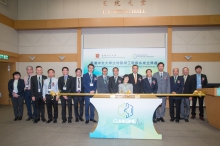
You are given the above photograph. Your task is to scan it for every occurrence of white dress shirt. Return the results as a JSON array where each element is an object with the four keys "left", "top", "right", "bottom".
[
  {"left": 76, "top": 77, "right": 81, "bottom": 91},
  {"left": 42, "top": 77, "right": 58, "bottom": 98}
]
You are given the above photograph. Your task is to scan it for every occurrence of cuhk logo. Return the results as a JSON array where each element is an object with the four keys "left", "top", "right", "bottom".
[
  {"left": 118, "top": 103, "right": 133, "bottom": 118},
  {"left": 95, "top": 54, "right": 100, "bottom": 58}
]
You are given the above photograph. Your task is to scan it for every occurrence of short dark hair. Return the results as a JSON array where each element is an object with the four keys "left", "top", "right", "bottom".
[
  {"left": 146, "top": 69, "right": 152, "bottom": 73},
  {"left": 102, "top": 67, "right": 108, "bottom": 71},
  {"left": 36, "top": 66, "right": 42, "bottom": 69},
  {"left": 12, "top": 71, "right": 21, "bottom": 78},
  {"left": 88, "top": 64, "right": 94, "bottom": 68},
  {"left": 157, "top": 62, "right": 164, "bottom": 67},
  {"left": 62, "top": 67, "right": 69, "bottom": 71},
  {"left": 132, "top": 65, "right": 138, "bottom": 68},
  {"left": 195, "top": 65, "right": 202, "bottom": 70},
  {"left": 47, "top": 69, "right": 55, "bottom": 73},
  {"left": 122, "top": 74, "right": 129, "bottom": 82},
  {"left": 75, "top": 68, "right": 82, "bottom": 72},
  {"left": 113, "top": 67, "right": 119, "bottom": 71}
]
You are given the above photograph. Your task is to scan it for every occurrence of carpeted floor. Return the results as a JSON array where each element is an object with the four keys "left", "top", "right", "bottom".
[{"left": 0, "top": 105, "right": 220, "bottom": 146}]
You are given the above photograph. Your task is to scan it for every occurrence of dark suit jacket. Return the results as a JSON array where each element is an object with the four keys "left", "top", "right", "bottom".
[
  {"left": 181, "top": 75, "right": 193, "bottom": 94},
  {"left": 72, "top": 77, "right": 84, "bottom": 93},
  {"left": 190, "top": 74, "right": 208, "bottom": 92},
  {"left": 170, "top": 76, "right": 184, "bottom": 99},
  {"left": 142, "top": 77, "right": 158, "bottom": 94},
  {"left": 31, "top": 75, "right": 47, "bottom": 97},
  {"left": 58, "top": 75, "right": 74, "bottom": 95},
  {"left": 8, "top": 79, "right": 25, "bottom": 97},
  {"left": 128, "top": 73, "right": 143, "bottom": 93},
  {"left": 83, "top": 73, "right": 97, "bottom": 93},
  {"left": 108, "top": 76, "right": 122, "bottom": 93}
]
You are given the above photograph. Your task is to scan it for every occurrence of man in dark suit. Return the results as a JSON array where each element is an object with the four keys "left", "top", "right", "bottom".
[
  {"left": 180, "top": 67, "right": 192, "bottom": 122},
  {"left": 108, "top": 67, "right": 122, "bottom": 93},
  {"left": 83, "top": 64, "right": 97, "bottom": 124},
  {"left": 142, "top": 69, "right": 158, "bottom": 123},
  {"left": 31, "top": 66, "right": 47, "bottom": 123},
  {"left": 58, "top": 67, "right": 74, "bottom": 123},
  {"left": 190, "top": 65, "right": 208, "bottom": 121},
  {"left": 72, "top": 68, "right": 84, "bottom": 122},
  {"left": 97, "top": 67, "right": 109, "bottom": 93},
  {"left": 128, "top": 65, "right": 142, "bottom": 93},
  {"left": 169, "top": 68, "right": 184, "bottom": 123}
]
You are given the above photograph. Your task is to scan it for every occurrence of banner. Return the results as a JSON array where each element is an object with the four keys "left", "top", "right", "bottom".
[{"left": 83, "top": 48, "right": 166, "bottom": 76}]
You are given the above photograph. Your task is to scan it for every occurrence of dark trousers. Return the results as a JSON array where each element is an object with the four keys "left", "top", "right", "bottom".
[
  {"left": 73, "top": 96, "right": 84, "bottom": 119},
  {"left": 85, "top": 96, "right": 95, "bottom": 120},
  {"left": 169, "top": 98, "right": 181, "bottom": 120},
  {"left": 46, "top": 95, "right": 58, "bottom": 120},
  {"left": 11, "top": 96, "right": 24, "bottom": 117},
  {"left": 35, "top": 94, "right": 45, "bottom": 120},
  {"left": 24, "top": 90, "right": 36, "bottom": 118},
  {"left": 191, "top": 96, "right": 204, "bottom": 117},
  {"left": 61, "top": 96, "right": 72, "bottom": 120}
]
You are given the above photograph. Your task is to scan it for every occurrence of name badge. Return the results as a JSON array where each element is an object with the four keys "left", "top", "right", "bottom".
[
  {"left": 38, "top": 89, "right": 41, "bottom": 92},
  {"left": 25, "top": 85, "right": 29, "bottom": 88},
  {"left": 13, "top": 90, "right": 17, "bottom": 93},
  {"left": 90, "top": 83, "right": 93, "bottom": 86},
  {"left": 48, "top": 89, "right": 52, "bottom": 91},
  {"left": 63, "top": 87, "right": 67, "bottom": 90}
]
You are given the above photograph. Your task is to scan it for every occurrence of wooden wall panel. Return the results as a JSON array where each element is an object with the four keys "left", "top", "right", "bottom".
[
  {"left": 77, "top": 28, "right": 82, "bottom": 68},
  {"left": 167, "top": 27, "right": 172, "bottom": 74},
  {"left": 14, "top": 20, "right": 46, "bottom": 29},
  {"left": 78, "top": 18, "right": 124, "bottom": 27},
  {"left": 0, "top": 13, "right": 13, "bottom": 28},
  {"left": 46, "top": 19, "right": 78, "bottom": 29},
  {"left": 18, "top": 54, "right": 77, "bottom": 62},
  {"left": 172, "top": 53, "right": 220, "bottom": 62}
]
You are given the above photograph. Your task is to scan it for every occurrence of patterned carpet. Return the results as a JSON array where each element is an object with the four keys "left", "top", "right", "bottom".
[{"left": 0, "top": 105, "right": 220, "bottom": 146}]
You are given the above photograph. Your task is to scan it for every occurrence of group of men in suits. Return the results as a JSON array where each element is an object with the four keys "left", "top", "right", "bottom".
[{"left": 21, "top": 62, "right": 207, "bottom": 124}]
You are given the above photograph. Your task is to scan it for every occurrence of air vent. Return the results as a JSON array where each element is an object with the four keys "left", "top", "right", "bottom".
[{"left": 0, "top": 0, "right": 7, "bottom": 5}]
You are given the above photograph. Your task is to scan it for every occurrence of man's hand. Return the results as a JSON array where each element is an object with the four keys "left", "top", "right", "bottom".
[
  {"left": 90, "top": 91, "right": 95, "bottom": 94},
  {"left": 32, "top": 96, "right": 35, "bottom": 101},
  {"left": 56, "top": 96, "right": 59, "bottom": 101},
  {"left": 43, "top": 97, "right": 46, "bottom": 101},
  {"left": 172, "top": 92, "right": 176, "bottom": 94},
  {"left": 166, "top": 96, "right": 169, "bottom": 99},
  {"left": 63, "top": 96, "right": 68, "bottom": 100},
  {"left": 189, "top": 97, "right": 192, "bottom": 100}
]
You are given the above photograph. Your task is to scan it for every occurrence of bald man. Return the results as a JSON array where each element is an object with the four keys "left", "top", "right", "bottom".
[{"left": 169, "top": 68, "right": 184, "bottom": 123}]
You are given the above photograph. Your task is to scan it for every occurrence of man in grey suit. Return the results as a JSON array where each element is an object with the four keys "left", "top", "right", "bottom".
[
  {"left": 153, "top": 62, "right": 170, "bottom": 122},
  {"left": 97, "top": 67, "right": 109, "bottom": 93}
]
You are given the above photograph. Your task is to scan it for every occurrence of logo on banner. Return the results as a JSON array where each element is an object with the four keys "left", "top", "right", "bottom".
[
  {"left": 95, "top": 54, "right": 100, "bottom": 58},
  {"left": 118, "top": 103, "right": 133, "bottom": 118}
]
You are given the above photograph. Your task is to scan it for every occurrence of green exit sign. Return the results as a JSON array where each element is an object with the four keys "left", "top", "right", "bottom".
[{"left": 0, "top": 54, "right": 9, "bottom": 60}]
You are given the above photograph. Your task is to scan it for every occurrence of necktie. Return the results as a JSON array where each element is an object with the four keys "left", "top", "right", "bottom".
[
  {"left": 48, "top": 78, "right": 52, "bottom": 89},
  {"left": 64, "top": 76, "right": 67, "bottom": 87},
  {"left": 134, "top": 74, "right": 137, "bottom": 84},
  {"left": 104, "top": 77, "right": 107, "bottom": 84},
  {"left": 38, "top": 76, "right": 42, "bottom": 90},
  {"left": 78, "top": 78, "right": 80, "bottom": 88},
  {"left": 27, "top": 75, "right": 30, "bottom": 85},
  {"left": 174, "top": 76, "right": 177, "bottom": 83},
  {"left": 149, "top": 78, "right": 152, "bottom": 86},
  {"left": 184, "top": 76, "right": 187, "bottom": 84},
  {"left": 160, "top": 73, "right": 163, "bottom": 81},
  {"left": 90, "top": 74, "right": 93, "bottom": 83},
  {"left": 114, "top": 77, "right": 117, "bottom": 83}
]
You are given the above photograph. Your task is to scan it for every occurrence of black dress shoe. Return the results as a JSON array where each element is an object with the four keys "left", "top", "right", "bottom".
[
  {"left": 185, "top": 119, "right": 189, "bottom": 122},
  {"left": 156, "top": 118, "right": 160, "bottom": 122},
  {"left": 90, "top": 119, "right": 97, "bottom": 123},
  {"left": 46, "top": 119, "right": 52, "bottom": 123},
  {"left": 26, "top": 117, "right": 32, "bottom": 121},
  {"left": 85, "top": 120, "right": 89, "bottom": 124},
  {"left": 33, "top": 119, "right": 39, "bottom": 123},
  {"left": 53, "top": 119, "right": 57, "bottom": 123},
  {"left": 14, "top": 117, "right": 18, "bottom": 121},
  {"left": 153, "top": 119, "right": 157, "bottom": 123},
  {"left": 41, "top": 118, "right": 46, "bottom": 122},
  {"left": 79, "top": 117, "right": 84, "bottom": 121},
  {"left": 68, "top": 120, "right": 72, "bottom": 123},
  {"left": 160, "top": 117, "right": 165, "bottom": 122},
  {"left": 175, "top": 119, "right": 179, "bottom": 123},
  {"left": 170, "top": 119, "right": 174, "bottom": 122},
  {"left": 190, "top": 115, "right": 195, "bottom": 119},
  {"left": 200, "top": 116, "right": 205, "bottom": 121},
  {"left": 75, "top": 118, "right": 79, "bottom": 122},
  {"left": 18, "top": 117, "right": 22, "bottom": 120},
  {"left": 62, "top": 120, "right": 67, "bottom": 123}
]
